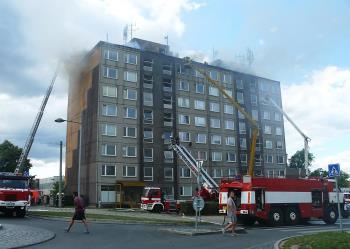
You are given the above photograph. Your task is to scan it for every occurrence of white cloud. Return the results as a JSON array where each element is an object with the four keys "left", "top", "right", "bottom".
[
  {"left": 30, "top": 158, "right": 65, "bottom": 179},
  {"left": 313, "top": 150, "right": 350, "bottom": 174},
  {"left": 282, "top": 66, "right": 350, "bottom": 173}
]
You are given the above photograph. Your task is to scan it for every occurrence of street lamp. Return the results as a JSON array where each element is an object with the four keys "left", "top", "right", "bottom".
[{"left": 55, "top": 118, "right": 82, "bottom": 198}]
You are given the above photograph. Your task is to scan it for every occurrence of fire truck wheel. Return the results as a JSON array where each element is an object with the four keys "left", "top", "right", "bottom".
[
  {"left": 341, "top": 210, "right": 349, "bottom": 219},
  {"left": 16, "top": 209, "right": 26, "bottom": 218},
  {"left": 241, "top": 217, "right": 256, "bottom": 226},
  {"left": 284, "top": 207, "right": 300, "bottom": 225},
  {"left": 4, "top": 210, "right": 14, "bottom": 217},
  {"left": 153, "top": 204, "right": 163, "bottom": 213},
  {"left": 268, "top": 208, "right": 284, "bottom": 226},
  {"left": 323, "top": 206, "right": 338, "bottom": 224}
]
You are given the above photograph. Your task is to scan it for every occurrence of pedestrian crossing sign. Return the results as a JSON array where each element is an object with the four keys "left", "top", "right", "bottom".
[{"left": 328, "top": 163, "right": 340, "bottom": 177}]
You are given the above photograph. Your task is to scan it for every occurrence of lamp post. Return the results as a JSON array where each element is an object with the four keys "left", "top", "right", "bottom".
[{"left": 55, "top": 118, "right": 82, "bottom": 197}]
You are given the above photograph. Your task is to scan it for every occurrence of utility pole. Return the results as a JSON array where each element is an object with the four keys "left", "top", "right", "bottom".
[{"left": 59, "top": 140, "right": 62, "bottom": 208}]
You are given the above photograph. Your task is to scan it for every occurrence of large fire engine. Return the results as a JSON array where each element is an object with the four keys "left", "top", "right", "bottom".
[
  {"left": 219, "top": 176, "right": 347, "bottom": 226},
  {"left": 0, "top": 172, "right": 31, "bottom": 217}
]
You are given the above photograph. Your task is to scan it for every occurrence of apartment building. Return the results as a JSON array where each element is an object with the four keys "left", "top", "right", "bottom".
[{"left": 65, "top": 38, "right": 287, "bottom": 206}]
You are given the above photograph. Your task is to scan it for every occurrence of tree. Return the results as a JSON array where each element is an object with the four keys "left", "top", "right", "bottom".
[
  {"left": 0, "top": 140, "right": 32, "bottom": 173},
  {"left": 289, "top": 149, "right": 315, "bottom": 169},
  {"left": 51, "top": 180, "right": 65, "bottom": 196},
  {"left": 309, "top": 168, "right": 350, "bottom": 188}
]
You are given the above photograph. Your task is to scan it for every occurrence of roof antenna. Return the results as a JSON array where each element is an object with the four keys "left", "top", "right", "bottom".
[
  {"left": 106, "top": 33, "right": 109, "bottom": 42},
  {"left": 123, "top": 25, "right": 128, "bottom": 45},
  {"left": 164, "top": 35, "right": 169, "bottom": 46}
]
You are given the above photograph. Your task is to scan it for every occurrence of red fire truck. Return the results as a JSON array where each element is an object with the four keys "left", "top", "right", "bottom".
[
  {"left": 0, "top": 172, "right": 30, "bottom": 217},
  {"left": 141, "top": 187, "right": 181, "bottom": 212},
  {"left": 219, "top": 176, "right": 347, "bottom": 226}
]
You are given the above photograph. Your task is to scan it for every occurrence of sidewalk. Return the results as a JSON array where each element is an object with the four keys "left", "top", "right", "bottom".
[{"left": 0, "top": 223, "right": 55, "bottom": 249}]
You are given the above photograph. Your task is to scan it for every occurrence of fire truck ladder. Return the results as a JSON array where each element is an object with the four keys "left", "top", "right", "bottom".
[
  {"left": 169, "top": 138, "right": 219, "bottom": 190},
  {"left": 15, "top": 65, "right": 59, "bottom": 174}
]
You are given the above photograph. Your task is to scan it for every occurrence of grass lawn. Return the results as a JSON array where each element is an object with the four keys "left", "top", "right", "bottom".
[
  {"left": 28, "top": 210, "right": 196, "bottom": 225},
  {"left": 282, "top": 231, "right": 350, "bottom": 249}
]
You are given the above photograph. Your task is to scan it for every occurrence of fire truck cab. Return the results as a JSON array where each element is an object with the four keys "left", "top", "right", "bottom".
[
  {"left": 0, "top": 172, "right": 30, "bottom": 217},
  {"left": 140, "top": 187, "right": 180, "bottom": 213},
  {"left": 219, "top": 176, "right": 344, "bottom": 226}
]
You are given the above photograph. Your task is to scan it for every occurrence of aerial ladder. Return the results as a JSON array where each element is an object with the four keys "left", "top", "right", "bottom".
[
  {"left": 182, "top": 57, "right": 259, "bottom": 177},
  {"left": 264, "top": 95, "right": 311, "bottom": 176},
  {"left": 169, "top": 137, "right": 219, "bottom": 191},
  {"left": 15, "top": 65, "right": 59, "bottom": 174}
]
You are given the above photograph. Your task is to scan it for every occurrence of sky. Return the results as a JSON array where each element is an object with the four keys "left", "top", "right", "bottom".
[{"left": 0, "top": 0, "right": 349, "bottom": 178}]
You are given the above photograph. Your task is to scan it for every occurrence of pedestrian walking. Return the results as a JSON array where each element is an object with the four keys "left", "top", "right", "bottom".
[
  {"left": 65, "top": 192, "right": 90, "bottom": 234},
  {"left": 222, "top": 190, "right": 237, "bottom": 236}
]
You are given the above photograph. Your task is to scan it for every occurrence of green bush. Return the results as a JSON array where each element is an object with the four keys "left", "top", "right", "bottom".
[{"left": 180, "top": 201, "right": 218, "bottom": 215}]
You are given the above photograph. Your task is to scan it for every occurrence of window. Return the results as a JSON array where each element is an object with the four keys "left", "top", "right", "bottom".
[
  {"left": 163, "top": 131, "right": 172, "bottom": 144},
  {"left": 213, "top": 169, "right": 223, "bottom": 178},
  {"left": 163, "top": 78, "right": 172, "bottom": 92},
  {"left": 102, "top": 104, "right": 117, "bottom": 116},
  {"left": 164, "top": 168, "right": 173, "bottom": 181},
  {"left": 223, "top": 74, "right": 231, "bottom": 83},
  {"left": 123, "top": 146, "right": 137, "bottom": 157},
  {"left": 164, "top": 150, "right": 174, "bottom": 162},
  {"left": 104, "top": 49, "right": 118, "bottom": 61},
  {"left": 179, "top": 131, "right": 190, "bottom": 142},
  {"left": 123, "top": 165, "right": 136, "bottom": 177},
  {"left": 101, "top": 144, "right": 116, "bottom": 156},
  {"left": 276, "top": 127, "right": 283, "bottom": 135},
  {"left": 250, "top": 81, "right": 257, "bottom": 91},
  {"left": 103, "top": 86, "right": 117, "bottom": 98},
  {"left": 228, "top": 168, "right": 237, "bottom": 177},
  {"left": 267, "top": 170, "right": 274, "bottom": 178},
  {"left": 162, "top": 64, "right": 171, "bottom": 74},
  {"left": 144, "top": 74, "right": 153, "bottom": 89},
  {"left": 239, "top": 122, "right": 246, "bottom": 134},
  {"left": 264, "top": 125, "right": 272, "bottom": 134},
  {"left": 179, "top": 114, "right": 190, "bottom": 125},
  {"left": 123, "top": 127, "right": 136, "bottom": 138},
  {"left": 265, "top": 140, "right": 273, "bottom": 149},
  {"left": 143, "top": 59, "right": 153, "bottom": 71},
  {"left": 240, "top": 137, "right": 247, "bottom": 148},
  {"left": 143, "top": 92, "right": 153, "bottom": 106},
  {"left": 209, "top": 86, "right": 219, "bottom": 96},
  {"left": 144, "top": 148, "right": 153, "bottom": 162},
  {"left": 251, "top": 95, "right": 258, "bottom": 105},
  {"left": 224, "top": 89, "right": 233, "bottom": 98},
  {"left": 196, "top": 83, "right": 205, "bottom": 94},
  {"left": 276, "top": 141, "right": 283, "bottom": 149},
  {"left": 236, "top": 79, "right": 243, "bottom": 89},
  {"left": 194, "top": 100, "right": 206, "bottom": 110},
  {"left": 103, "top": 67, "right": 118, "bottom": 79},
  {"left": 209, "top": 70, "right": 219, "bottom": 80},
  {"left": 144, "top": 167, "right": 153, "bottom": 181},
  {"left": 225, "top": 120, "right": 235, "bottom": 130},
  {"left": 164, "top": 112, "right": 172, "bottom": 126},
  {"left": 265, "top": 154, "right": 273, "bottom": 163},
  {"left": 210, "top": 102, "right": 220, "bottom": 112},
  {"left": 178, "top": 97, "right": 190, "bottom": 108},
  {"left": 212, "top": 151, "right": 222, "bottom": 161},
  {"left": 124, "top": 71, "right": 137, "bottom": 82},
  {"left": 238, "top": 110, "right": 245, "bottom": 119},
  {"left": 196, "top": 134, "right": 207, "bottom": 144},
  {"left": 275, "top": 113, "right": 282, "bottom": 121},
  {"left": 125, "top": 53, "right": 137, "bottom": 64},
  {"left": 178, "top": 81, "right": 189, "bottom": 91},
  {"left": 210, "top": 118, "right": 221, "bottom": 128},
  {"left": 211, "top": 135, "right": 222, "bottom": 145},
  {"left": 102, "top": 123, "right": 117, "bottom": 136},
  {"left": 144, "top": 128, "right": 153, "bottom": 143},
  {"left": 226, "top": 137, "right": 235, "bottom": 146},
  {"left": 237, "top": 92, "right": 244, "bottom": 104},
  {"left": 263, "top": 111, "right": 270, "bottom": 120},
  {"left": 102, "top": 165, "right": 116, "bottom": 176},
  {"left": 180, "top": 186, "right": 192, "bottom": 196},
  {"left": 180, "top": 167, "right": 191, "bottom": 178},
  {"left": 277, "top": 155, "right": 285, "bottom": 164},
  {"left": 123, "top": 89, "right": 137, "bottom": 100},
  {"left": 227, "top": 152, "right": 236, "bottom": 162},
  {"left": 195, "top": 116, "right": 206, "bottom": 127},
  {"left": 124, "top": 107, "right": 137, "bottom": 119},
  {"left": 252, "top": 110, "right": 259, "bottom": 120},
  {"left": 194, "top": 69, "right": 204, "bottom": 78},
  {"left": 101, "top": 185, "right": 116, "bottom": 203},
  {"left": 144, "top": 110, "right": 153, "bottom": 124},
  {"left": 224, "top": 104, "right": 234, "bottom": 114},
  {"left": 163, "top": 95, "right": 172, "bottom": 109},
  {"left": 240, "top": 154, "right": 247, "bottom": 163},
  {"left": 197, "top": 151, "right": 207, "bottom": 161}
]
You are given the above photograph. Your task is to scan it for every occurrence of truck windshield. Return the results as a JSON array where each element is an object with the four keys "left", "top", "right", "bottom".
[{"left": 0, "top": 179, "right": 28, "bottom": 189}]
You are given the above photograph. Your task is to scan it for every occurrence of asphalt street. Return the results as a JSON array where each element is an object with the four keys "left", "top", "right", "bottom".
[{"left": 1, "top": 216, "right": 350, "bottom": 249}]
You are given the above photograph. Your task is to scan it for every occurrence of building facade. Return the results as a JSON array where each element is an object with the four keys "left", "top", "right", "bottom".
[{"left": 65, "top": 38, "right": 287, "bottom": 206}]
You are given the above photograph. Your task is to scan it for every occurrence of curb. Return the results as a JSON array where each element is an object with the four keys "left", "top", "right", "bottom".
[
  {"left": 161, "top": 227, "right": 245, "bottom": 236},
  {"left": 274, "top": 235, "right": 303, "bottom": 249}
]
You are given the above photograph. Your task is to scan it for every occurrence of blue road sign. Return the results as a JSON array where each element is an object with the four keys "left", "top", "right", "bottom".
[{"left": 328, "top": 163, "right": 340, "bottom": 177}]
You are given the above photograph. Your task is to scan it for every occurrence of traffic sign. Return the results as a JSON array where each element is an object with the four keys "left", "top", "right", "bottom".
[
  {"left": 193, "top": 196, "right": 205, "bottom": 211},
  {"left": 328, "top": 163, "right": 340, "bottom": 177}
]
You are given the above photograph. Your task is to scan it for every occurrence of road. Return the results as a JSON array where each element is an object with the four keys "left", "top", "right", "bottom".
[{"left": 1, "top": 216, "right": 350, "bottom": 249}]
